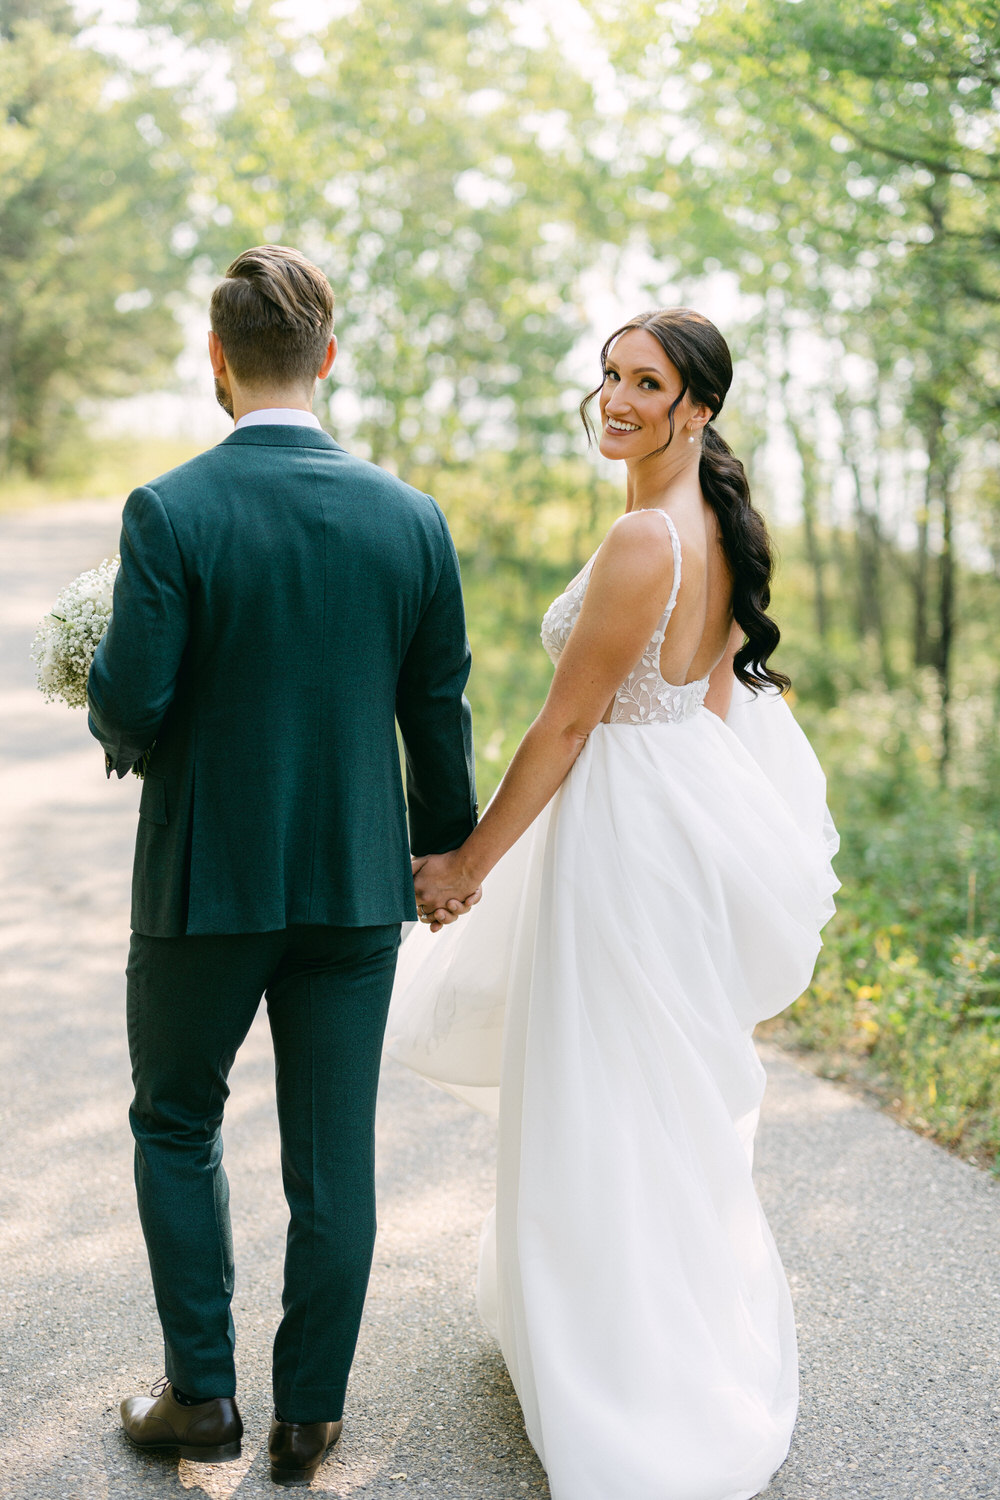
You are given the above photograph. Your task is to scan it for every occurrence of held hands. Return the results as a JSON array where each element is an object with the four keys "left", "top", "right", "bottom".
[{"left": 412, "top": 852, "right": 482, "bottom": 933}]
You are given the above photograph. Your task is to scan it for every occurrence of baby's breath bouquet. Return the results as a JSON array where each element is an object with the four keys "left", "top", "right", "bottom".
[
  {"left": 32, "top": 557, "right": 119, "bottom": 709},
  {"left": 33, "top": 557, "right": 153, "bottom": 777}
]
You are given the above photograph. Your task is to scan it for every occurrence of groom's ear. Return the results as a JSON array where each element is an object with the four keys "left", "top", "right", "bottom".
[
  {"left": 208, "top": 330, "right": 228, "bottom": 378},
  {"left": 318, "top": 335, "right": 337, "bottom": 380}
]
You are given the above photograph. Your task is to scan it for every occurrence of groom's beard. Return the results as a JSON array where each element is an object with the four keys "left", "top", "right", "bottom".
[{"left": 214, "top": 378, "right": 234, "bottom": 419}]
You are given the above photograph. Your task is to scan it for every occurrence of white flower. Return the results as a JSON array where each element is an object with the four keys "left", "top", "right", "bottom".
[{"left": 31, "top": 557, "right": 119, "bottom": 709}]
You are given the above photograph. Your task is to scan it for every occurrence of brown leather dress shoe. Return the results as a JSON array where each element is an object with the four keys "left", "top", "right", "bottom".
[
  {"left": 268, "top": 1412, "right": 343, "bottom": 1486},
  {"left": 120, "top": 1381, "right": 243, "bottom": 1463}
]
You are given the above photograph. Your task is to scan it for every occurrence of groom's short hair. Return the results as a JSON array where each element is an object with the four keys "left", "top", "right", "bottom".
[{"left": 210, "top": 245, "right": 335, "bottom": 388}]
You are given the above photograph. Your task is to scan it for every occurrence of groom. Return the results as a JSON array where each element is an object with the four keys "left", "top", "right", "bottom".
[{"left": 88, "top": 245, "right": 477, "bottom": 1485}]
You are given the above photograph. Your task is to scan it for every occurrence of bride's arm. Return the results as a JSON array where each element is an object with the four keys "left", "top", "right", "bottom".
[{"left": 414, "top": 512, "right": 675, "bottom": 915}]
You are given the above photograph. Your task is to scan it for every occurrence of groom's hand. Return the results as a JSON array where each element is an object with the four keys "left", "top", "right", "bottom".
[{"left": 412, "top": 853, "right": 482, "bottom": 933}]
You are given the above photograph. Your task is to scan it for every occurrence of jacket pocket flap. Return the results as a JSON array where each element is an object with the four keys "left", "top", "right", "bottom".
[{"left": 139, "top": 773, "right": 168, "bottom": 826}]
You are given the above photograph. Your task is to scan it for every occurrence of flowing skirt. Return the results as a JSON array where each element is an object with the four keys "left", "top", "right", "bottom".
[{"left": 386, "top": 687, "right": 838, "bottom": 1500}]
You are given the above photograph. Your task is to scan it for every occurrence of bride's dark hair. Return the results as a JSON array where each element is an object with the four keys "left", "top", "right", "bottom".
[{"left": 580, "top": 308, "right": 789, "bottom": 694}]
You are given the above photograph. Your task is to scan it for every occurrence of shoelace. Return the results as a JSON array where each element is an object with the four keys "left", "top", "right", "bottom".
[{"left": 150, "top": 1375, "right": 170, "bottom": 1398}]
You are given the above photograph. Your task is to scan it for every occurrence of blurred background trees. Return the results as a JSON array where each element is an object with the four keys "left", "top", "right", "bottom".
[
  {"left": 3, "top": 0, "right": 1000, "bottom": 1161},
  {"left": 130, "top": 0, "right": 620, "bottom": 479},
  {"left": 0, "top": 0, "right": 191, "bottom": 474}
]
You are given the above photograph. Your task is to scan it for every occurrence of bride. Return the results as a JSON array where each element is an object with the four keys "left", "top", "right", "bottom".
[{"left": 386, "top": 308, "right": 839, "bottom": 1500}]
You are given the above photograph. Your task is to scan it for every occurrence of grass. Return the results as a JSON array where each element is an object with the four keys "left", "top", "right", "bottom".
[
  {"left": 758, "top": 530, "right": 1000, "bottom": 1170},
  {"left": 759, "top": 695, "right": 1000, "bottom": 1169}
]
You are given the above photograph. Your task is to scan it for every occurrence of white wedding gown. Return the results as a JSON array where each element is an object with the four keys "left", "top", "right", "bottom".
[{"left": 386, "top": 512, "right": 839, "bottom": 1500}]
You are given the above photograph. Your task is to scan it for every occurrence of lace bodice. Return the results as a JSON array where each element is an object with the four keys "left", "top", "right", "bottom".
[{"left": 540, "top": 510, "right": 710, "bottom": 725}]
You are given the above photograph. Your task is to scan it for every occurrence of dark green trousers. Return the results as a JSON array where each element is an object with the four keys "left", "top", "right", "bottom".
[{"left": 126, "top": 923, "right": 400, "bottom": 1423}]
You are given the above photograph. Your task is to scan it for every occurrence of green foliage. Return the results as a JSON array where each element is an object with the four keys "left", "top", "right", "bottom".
[
  {"left": 443, "top": 452, "right": 620, "bottom": 798},
  {"left": 677, "top": 0, "right": 1000, "bottom": 429},
  {"left": 135, "top": 0, "right": 617, "bottom": 471},
  {"left": 773, "top": 804, "right": 1000, "bottom": 1167},
  {"left": 765, "top": 519, "right": 1000, "bottom": 1168},
  {"left": 0, "top": 5, "right": 191, "bottom": 474}
]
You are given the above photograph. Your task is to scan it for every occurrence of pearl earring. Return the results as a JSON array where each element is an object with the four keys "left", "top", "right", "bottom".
[{"left": 689, "top": 433, "right": 695, "bottom": 444}]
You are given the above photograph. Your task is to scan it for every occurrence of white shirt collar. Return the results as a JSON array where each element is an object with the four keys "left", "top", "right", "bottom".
[{"left": 235, "top": 408, "right": 323, "bottom": 430}]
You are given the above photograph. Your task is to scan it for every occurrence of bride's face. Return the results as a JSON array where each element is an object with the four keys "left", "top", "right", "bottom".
[{"left": 597, "top": 328, "right": 692, "bottom": 462}]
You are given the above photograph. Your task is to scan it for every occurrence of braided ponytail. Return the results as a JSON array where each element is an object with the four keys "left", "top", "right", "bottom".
[{"left": 581, "top": 308, "right": 788, "bottom": 694}]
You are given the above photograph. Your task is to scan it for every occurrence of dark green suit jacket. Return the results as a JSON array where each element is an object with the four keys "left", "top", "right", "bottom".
[{"left": 87, "top": 425, "right": 477, "bottom": 937}]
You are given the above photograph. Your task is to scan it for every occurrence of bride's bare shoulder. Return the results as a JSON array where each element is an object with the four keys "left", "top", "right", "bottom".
[
  {"left": 593, "top": 510, "right": 676, "bottom": 588},
  {"left": 601, "top": 508, "right": 677, "bottom": 553}
]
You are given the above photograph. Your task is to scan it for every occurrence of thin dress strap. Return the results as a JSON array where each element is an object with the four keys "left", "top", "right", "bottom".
[{"left": 655, "top": 510, "right": 683, "bottom": 618}]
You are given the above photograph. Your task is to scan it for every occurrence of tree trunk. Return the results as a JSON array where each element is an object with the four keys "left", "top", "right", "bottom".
[
  {"left": 913, "top": 398, "right": 945, "bottom": 669},
  {"left": 781, "top": 381, "right": 828, "bottom": 640},
  {"left": 0, "top": 317, "right": 13, "bottom": 477},
  {"left": 912, "top": 395, "right": 955, "bottom": 776},
  {"left": 935, "top": 462, "right": 956, "bottom": 777},
  {"left": 834, "top": 394, "right": 891, "bottom": 682}
]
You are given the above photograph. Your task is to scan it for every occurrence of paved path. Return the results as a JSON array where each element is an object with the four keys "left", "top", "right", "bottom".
[{"left": 2, "top": 499, "right": 999, "bottom": 1500}]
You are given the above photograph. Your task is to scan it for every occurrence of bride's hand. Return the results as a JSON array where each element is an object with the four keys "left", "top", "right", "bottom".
[{"left": 412, "top": 852, "right": 482, "bottom": 932}]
